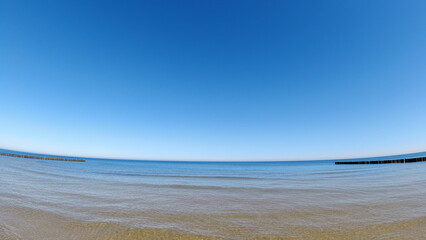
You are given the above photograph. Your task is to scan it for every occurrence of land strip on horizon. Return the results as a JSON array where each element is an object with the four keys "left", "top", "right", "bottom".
[{"left": 0, "top": 152, "right": 86, "bottom": 162}]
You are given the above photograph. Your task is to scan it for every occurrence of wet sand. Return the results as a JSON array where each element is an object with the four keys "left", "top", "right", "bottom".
[{"left": 2, "top": 204, "right": 426, "bottom": 240}]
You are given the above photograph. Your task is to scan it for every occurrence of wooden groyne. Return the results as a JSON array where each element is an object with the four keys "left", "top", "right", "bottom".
[
  {"left": 335, "top": 156, "right": 426, "bottom": 165},
  {"left": 0, "top": 152, "right": 86, "bottom": 162}
]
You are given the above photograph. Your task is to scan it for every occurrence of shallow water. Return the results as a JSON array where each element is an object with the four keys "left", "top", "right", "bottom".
[{"left": 1, "top": 151, "right": 426, "bottom": 239}]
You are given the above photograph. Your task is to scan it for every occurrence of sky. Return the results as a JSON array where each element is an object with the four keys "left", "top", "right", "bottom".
[{"left": 1, "top": 0, "right": 426, "bottom": 161}]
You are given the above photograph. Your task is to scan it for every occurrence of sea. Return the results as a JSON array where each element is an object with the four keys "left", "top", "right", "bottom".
[{"left": 1, "top": 149, "right": 426, "bottom": 240}]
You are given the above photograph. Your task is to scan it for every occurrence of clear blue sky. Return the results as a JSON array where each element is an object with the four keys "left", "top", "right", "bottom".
[{"left": 1, "top": 0, "right": 426, "bottom": 161}]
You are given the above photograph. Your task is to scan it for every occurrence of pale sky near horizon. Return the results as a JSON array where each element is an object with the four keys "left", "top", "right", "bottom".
[{"left": 1, "top": 0, "right": 426, "bottom": 161}]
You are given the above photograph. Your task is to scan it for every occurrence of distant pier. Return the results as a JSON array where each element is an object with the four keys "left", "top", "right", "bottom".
[
  {"left": 335, "top": 157, "right": 426, "bottom": 165},
  {"left": 0, "top": 152, "right": 86, "bottom": 162}
]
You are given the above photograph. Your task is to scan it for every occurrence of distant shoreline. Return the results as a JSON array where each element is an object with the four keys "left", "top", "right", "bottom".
[
  {"left": 0, "top": 152, "right": 86, "bottom": 162},
  {"left": 2, "top": 148, "right": 426, "bottom": 164}
]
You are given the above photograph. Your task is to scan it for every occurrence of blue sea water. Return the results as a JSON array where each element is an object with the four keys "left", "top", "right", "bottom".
[{"left": 1, "top": 149, "right": 426, "bottom": 239}]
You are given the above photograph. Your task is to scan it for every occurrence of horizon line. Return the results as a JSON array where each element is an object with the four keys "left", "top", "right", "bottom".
[{"left": 1, "top": 147, "right": 426, "bottom": 163}]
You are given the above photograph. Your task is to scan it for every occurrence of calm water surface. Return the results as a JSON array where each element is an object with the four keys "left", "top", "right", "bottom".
[{"left": 1, "top": 151, "right": 426, "bottom": 239}]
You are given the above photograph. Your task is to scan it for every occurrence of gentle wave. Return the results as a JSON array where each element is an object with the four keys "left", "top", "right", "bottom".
[{"left": 95, "top": 171, "right": 263, "bottom": 180}]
